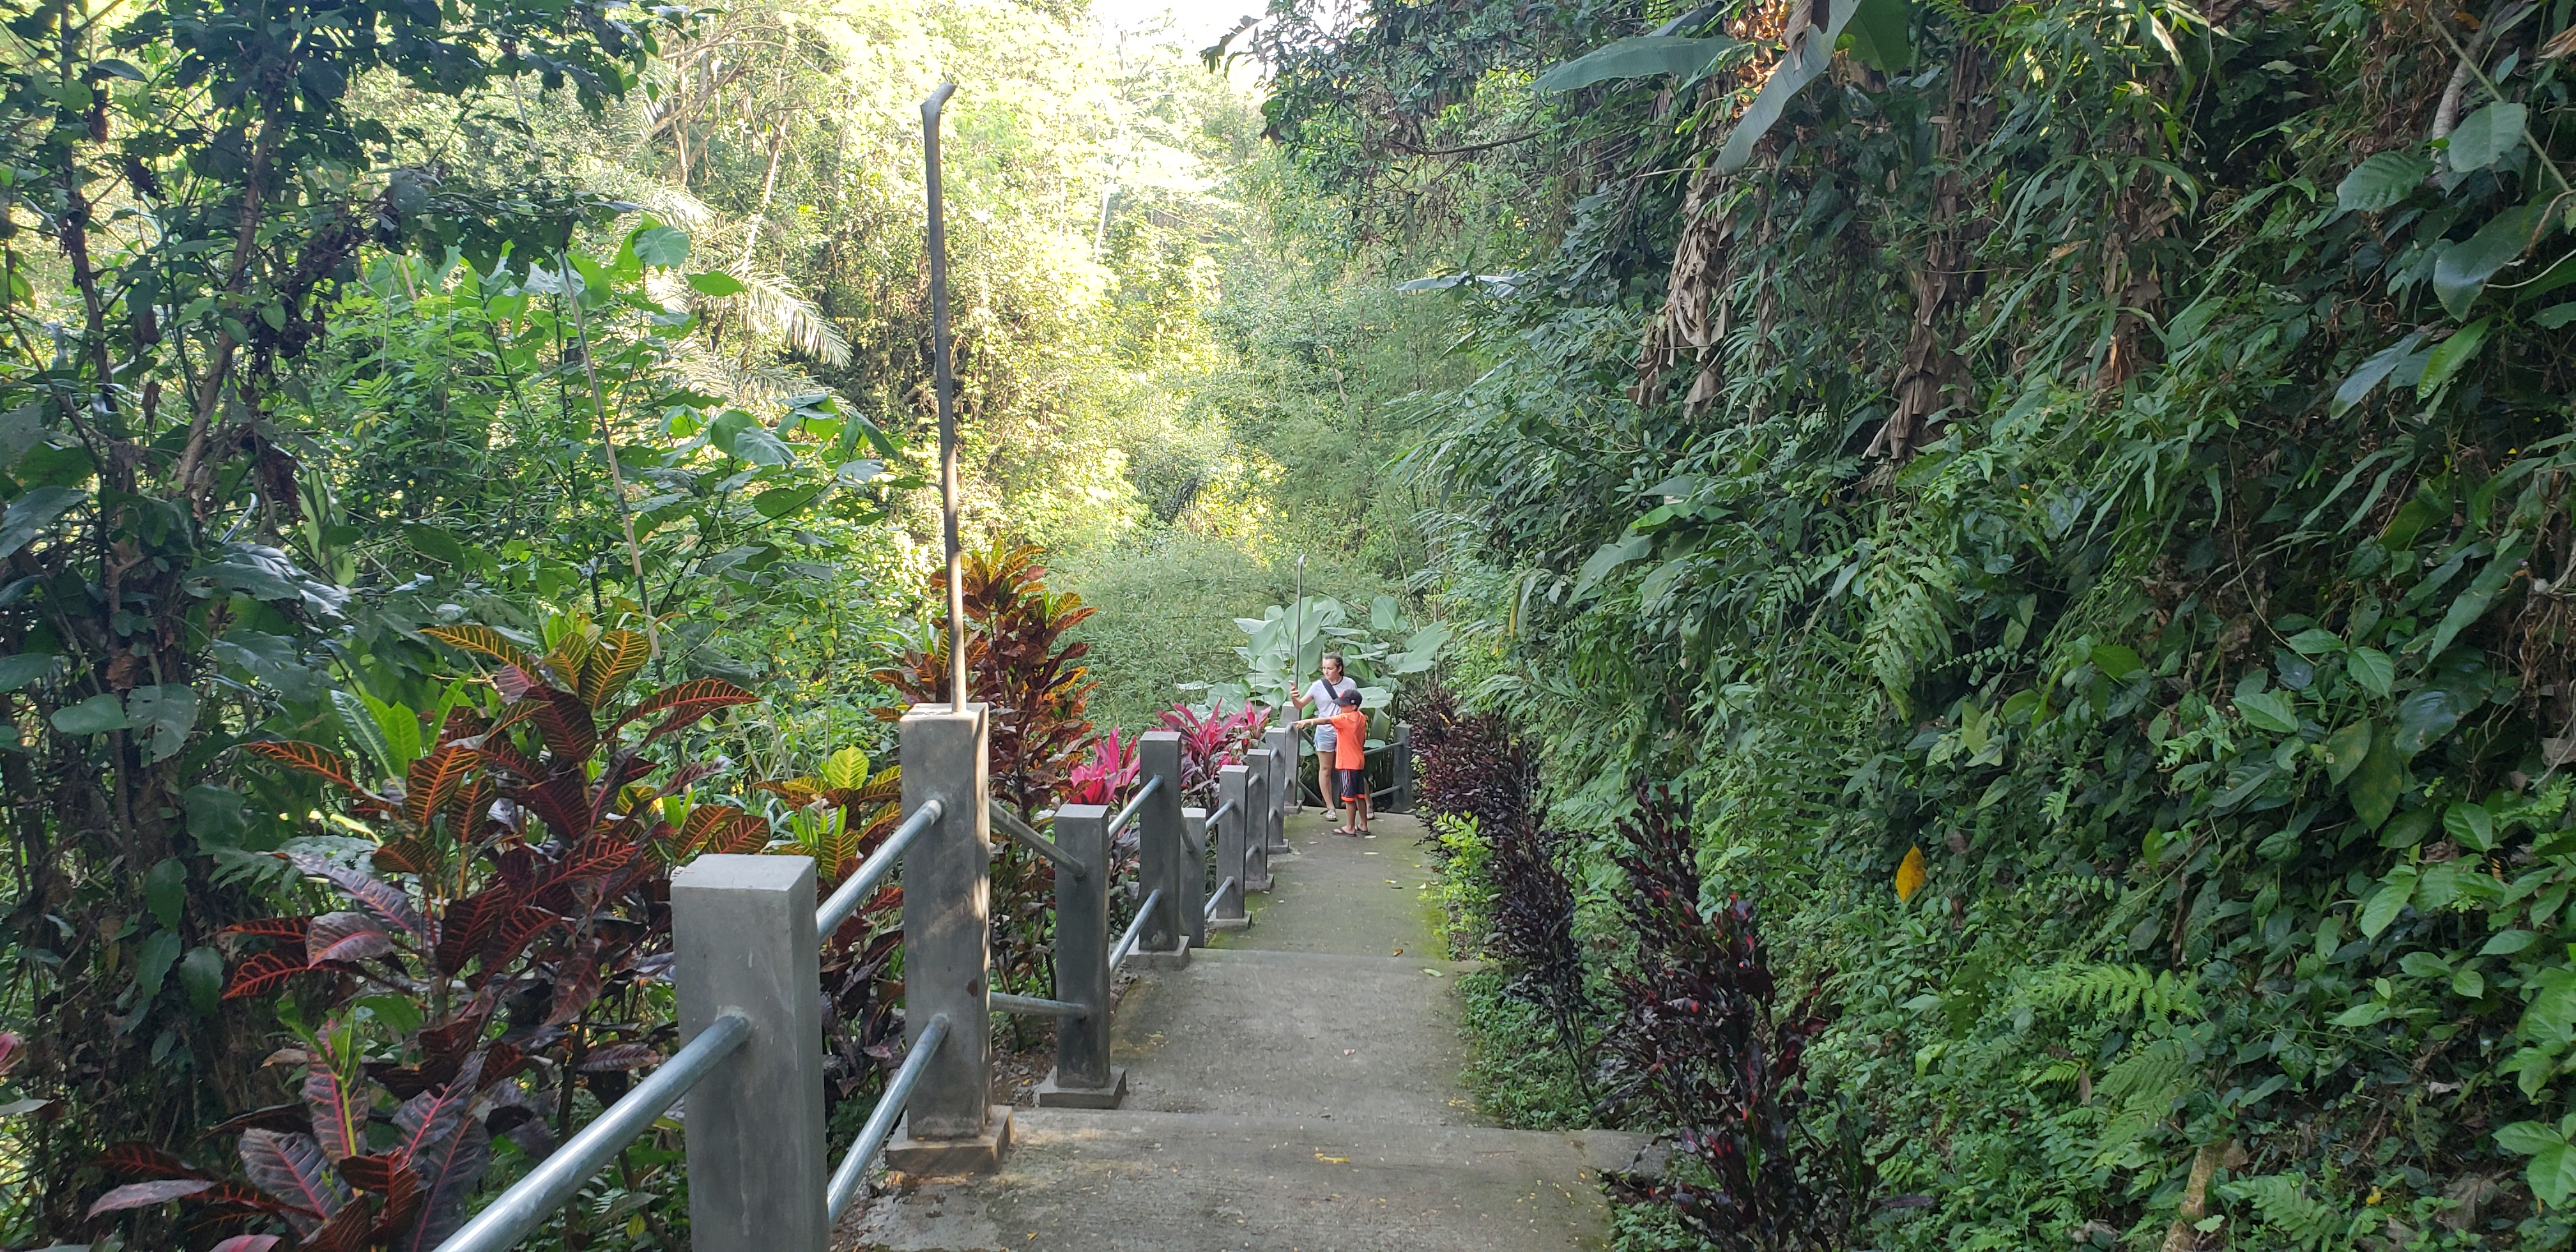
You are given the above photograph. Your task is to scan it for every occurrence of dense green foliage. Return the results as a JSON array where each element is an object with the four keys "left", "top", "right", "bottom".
[{"left": 1254, "top": 0, "right": 2576, "bottom": 1244}]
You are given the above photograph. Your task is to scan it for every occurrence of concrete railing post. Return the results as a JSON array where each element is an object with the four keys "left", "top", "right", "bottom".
[
  {"left": 1391, "top": 722, "right": 1414, "bottom": 814},
  {"left": 1135, "top": 729, "right": 1187, "bottom": 962},
  {"left": 1181, "top": 806, "right": 1209, "bottom": 949},
  {"left": 673, "top": 855, "right": 828, "bottom": 1252},
  {"left": 1261, "top": 726, "right": 1294, "bottom": 853},
  {"left": 1241, "top": 748, "right": 1274, "bottom": 893},
  {"left": 1211, "top": 765, "right": 1250, "bottom": 928},
  {"left": 885, "top": 703, "right": 1009, "bottom": 1173},
  {"left": 1036, "top": 805, "right": 1123, "bottom": 1107}
]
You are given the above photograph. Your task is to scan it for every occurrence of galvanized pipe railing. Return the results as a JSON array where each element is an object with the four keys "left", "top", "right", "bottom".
[
  {"left": 1105, "top": 772, "right": 1163, "bottom": 838},
  {"left": 434, "top": 1013, "right": 751, "bottom": 1252},
  {"left": 1109, "top": 886, "right": 1164, "bottom": 972},
  {"left": 826, "top": 1013, "right": 951, "bottom": 1221},
  {"left": 816, "top": 797, "right": 942, "bottom": 935},
  {"left": 990, "top": 800, "right": 1084, "bottom": 876}
]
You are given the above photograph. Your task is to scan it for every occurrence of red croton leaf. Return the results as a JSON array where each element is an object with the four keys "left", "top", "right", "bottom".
[
  {"left": 95, "top": 1141, "right": 209, "bottom": 1180},
  {"left": 402, "top": 743, "right": 477, "bottom": 830},
  {"left": 215, "top": 915, "right": 314, "bottom": 942},
  {"left": 223, "top": 950, "right": 318, "bottom": 1000},
  {"left": 394, "top": 1103, "right": 490, "bottom": 1252},
  {"left": 210, "top": 1236, "right": 284, "bottom": 1252},
  {"left": 236, "top": 1129, "right": 348, "bottom": 1235},
  {"left": 336, "top": 1151, "right": 404, "bottom": 1194},
  {"left": 303, "top": 1062, "right": 365, "bottom": 1163},
  {"left": 285, "top": 852, "right": 433, "bottom": 947},
  {"left": 87, "top": 1178, "right": 215, "bottom": 1216},
  {"left": 305, "top": 911, "right": 394, "bottom": 966},
  {"left": 577, "top": 1043, "right": 664, "bottom": 1071},
  {"left": 617, "top": 678, "right": 756, "bottom": 745},
  {"left": 418, "top": 624, "right": 538, "bottom": 675}
]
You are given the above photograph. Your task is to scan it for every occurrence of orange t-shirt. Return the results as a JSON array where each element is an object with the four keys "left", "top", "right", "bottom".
[{"left": 1329, "top": 708, "right": 1367, "bottom": 769}]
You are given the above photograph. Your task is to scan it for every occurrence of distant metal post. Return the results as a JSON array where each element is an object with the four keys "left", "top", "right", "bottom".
[
  {"left": 673, "top": 855, "right": 827, "bottom": 1252},
  {"left": 1180, "top": 806, "right": 1208, "bottom": 949},
  {"left": 1135, "top": 730, "right": 1187, "bottom": 962},
  {"left": 1211, "top": 765, "right": 1250, "bottom": 928},
  {"left": 1241, "top": 748, "right": 1274, "bottom": 893},
  {"left": 885, "top": 703, "right": 1009, "bottom": 1173},
  {"left": 1261, "top": 726, "right": 1294, "bottom": 853},
  {"left": 1036, "top": 805, "right": 1124, "bottom": 1108},
  {"left": 1391, "top": 722, "right": 1414, "bottom": 814}
]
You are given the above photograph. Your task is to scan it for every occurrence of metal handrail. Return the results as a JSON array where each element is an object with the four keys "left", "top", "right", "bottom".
[
  {"left": 1105, "top": 774, "right": 1163, "bottom": 838},
  {"left": 989, "top": 800, "right": 1084, "bottom": 877},
  {"left": 817, "top": 798, "right": 943, "bottom": 935},
  {"left": 1204, "top": 798, "right": 1237, "bottom": 828},
  {"left": 825, "top": 1012, "right": 950, "bottom": 1221},
  {"left": 1203, "top": 878, "right": 1236, "bottom": 921},
  {"left": 434, "top": 1012, "right": 751, "bottom": 1252},
  {"left": 1108, "top": 886, "right": 1164, "bottom": 970},
  {"left": 990, "top": 991, "right": 1087, "bottom": 1019}
]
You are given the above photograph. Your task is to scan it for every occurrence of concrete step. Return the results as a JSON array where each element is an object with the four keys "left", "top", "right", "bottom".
[
  {"left": 846, "top": 1108, "right": 1646, "bottom": 1252},
  {"left": 1111, "top": 949, "right": 1483, "bottom": 1125}
]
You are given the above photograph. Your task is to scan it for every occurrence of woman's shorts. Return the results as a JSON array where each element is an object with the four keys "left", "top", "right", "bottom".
[{"left": 1337, "top": 768, "right": 1367, "bottom": 804}]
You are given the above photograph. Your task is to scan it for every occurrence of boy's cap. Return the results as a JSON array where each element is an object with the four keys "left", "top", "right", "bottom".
[{"left": 1337, "top": 691, "right": 1363, "bottom": 706}]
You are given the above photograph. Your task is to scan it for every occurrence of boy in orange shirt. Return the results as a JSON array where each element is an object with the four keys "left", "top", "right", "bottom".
[{"left": 1292, "top": 690, "right": 1372, "bottom": 836}]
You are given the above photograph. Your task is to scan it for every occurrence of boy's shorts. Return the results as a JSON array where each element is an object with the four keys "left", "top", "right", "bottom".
[{"left": 1337, "top": 768, "right": 1366, "bottom": 804}]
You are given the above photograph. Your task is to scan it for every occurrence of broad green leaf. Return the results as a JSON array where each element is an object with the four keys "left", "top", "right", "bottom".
[
  {"left": 127, "top": 684, "right": 197, "bottom": 763},
  {"left": 178, "top": 947, "right": 222, "bottom": 1017},
  {"left": 2346, "top": 646, "right": 2395, "bottom": 698},
  {"left": 1715, "top": 0, "right": 1862, "bottom": 172},
  {"left": 2422, "top": 536, "right": 2528, "bottom": 660},
  {"left": 2435, "top": 205, "right": 2547, "bottom": 318},
  {"left": 2323, "top": 721, "right": 2372, "bottom": 785},
  {"left": 2335, "top": 150, "right": 2432, "bottom": 212},
  {"left": 686, "top": 271, "right": 747, "bottom": 298},
  {"left": 1841, "top": 0, "right": 1912, "bottom": 71},
  {"left": 2534, "top": 1143, "right": 2576, "bottom": 1209},
  {"left": 2390, "top": 687, "right": 2465, "bottom": 757},
  {"left": 1572, "top": 534, "right": 1653, "bottom": 599},
  {"left": 2538, "top": 302, "right": 2576, "bottom": 329},
  {"left": 2329, "top": 1000, "right": 2394, "bottom": 1027},
  {"left": 2484, "top": 929, "right": 2539, "bottom": 956},
  {"left": 2358, "top": 864, "right": 2418, "bottom": 937},
  {"left": 2347, "top": 734, "right": 2407, "bottom": 829},
  {"left": 708, "top": 411, "right": 795, "bottom": 466},
  {"left": 2448, "top": 102, "right": 2527, "bottom": 172},
  {"left": 0, "top": 650, "right": 56, "bottom": 692},
  {"left": 131, "top": 929, "right": 180, "bottom": 1007},
  {"left": 0, "top": 485, "right": 86, "bottom": 559},
  {"left": 144, "top": 859, "right": 186, "bottom": 929},
  {"left": 753, "top": 483, "right": 828, "bottom": 519},
  {"left": 1533, "top": 34, "right": 1738, "bottom": 90},
  {"left": 2444, "top": 802, "right": 2496, "bottom": 850},
  {"left": 2237, "top": 690, "right": 2299, "bottom": 733},
  {"left": 2090, "top": 644, "right": 2145, "bottom": 680},
  {"left": 2499, "top": 1121, "right": 2566, "bottom": 1157},
  {"left": 50, "top": 692, "right": 128, "bottom": 735},
  {"left": 2419, "top": 315, "right": 2494, "bottom": 386},
  {"left": 2455, "top": 966, "right": 2486, "bottom": 998},
  {"left": 405, "top": 523, "right": 466, "bottom": 565},
  {"left": 2332, "top": 334, "right": 2429, "bottom": 415},
  {"left": 2285, "top": 629, "right": 2345, "bottom": 656},
  {"left": 631, "top": 225, "right": 691, "bottom": 268}
]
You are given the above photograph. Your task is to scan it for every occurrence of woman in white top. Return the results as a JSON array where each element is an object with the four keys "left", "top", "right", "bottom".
[{"left": 1291, "top": 653, "right": 1362, "bottom": 818}]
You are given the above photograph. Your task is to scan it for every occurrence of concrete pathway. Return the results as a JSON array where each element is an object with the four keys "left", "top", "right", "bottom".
[{"left": 847, "top": 810, "right": 1636, "bottom": 1252}]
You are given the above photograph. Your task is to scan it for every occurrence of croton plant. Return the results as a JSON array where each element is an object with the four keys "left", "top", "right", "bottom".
[{"left": 86, "top": 620, "right": 758, "bottom": 1249}]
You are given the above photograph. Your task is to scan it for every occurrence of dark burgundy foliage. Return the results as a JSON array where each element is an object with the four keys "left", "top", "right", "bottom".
[{"left": 1595, "top": 788, "right": 1869, "bottom": 1250}]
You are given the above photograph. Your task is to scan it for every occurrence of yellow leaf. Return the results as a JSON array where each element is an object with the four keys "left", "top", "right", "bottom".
[{"left": 1895, "top": 845, "right": 1927, "bottom": 901}]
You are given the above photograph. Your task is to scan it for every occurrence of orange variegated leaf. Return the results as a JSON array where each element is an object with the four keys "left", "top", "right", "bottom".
[
  {"left": 578, "top": 630, "right": 652, "bottom": 711},
  {"left": 1894, "top": 845, "right": 1927, "bottom": 903},
  {"left": 241, "top": 742, "right": 360, "bottom": 793},
  {"left": 419, "top": 625, "right": 538, "bottom": 674},
  {"left": 402, "top": 744, "right": 476, "bottom": 830},
  {"left": 618, "top": 678, "right": 756, "bottom": 745}
]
